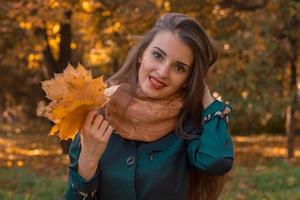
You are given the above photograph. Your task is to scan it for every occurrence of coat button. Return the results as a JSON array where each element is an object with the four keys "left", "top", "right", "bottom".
[{"left": 126, "top": 156, "right": 135, "bottom": 166}]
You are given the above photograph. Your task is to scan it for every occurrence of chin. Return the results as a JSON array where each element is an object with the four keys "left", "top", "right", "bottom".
[
  {"left": 144, "top": 91, "right": 163, "bottom": 99},
  {"left": 140, "top": 86, "right": 163, "bottom": 99},
  {"left": 144, "top": 88, "right": 174, "bottom": 100}
]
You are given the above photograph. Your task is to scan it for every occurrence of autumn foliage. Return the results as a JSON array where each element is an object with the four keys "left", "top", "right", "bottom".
[{"left": 38, "top": 63, "right": 118, "bottom": 140}]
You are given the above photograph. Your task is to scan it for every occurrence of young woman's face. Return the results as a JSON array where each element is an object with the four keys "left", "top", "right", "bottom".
[{"left": 138, "top": 31, "right": 194, "bottom": 99}]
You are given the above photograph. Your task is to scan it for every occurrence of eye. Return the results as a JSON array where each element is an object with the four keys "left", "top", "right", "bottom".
[
  {"left": 152, "top": 51, "right": 163, "bottom": 60},
  {"left": 174, "top": 65, "right": 188, "bottom": 73}
]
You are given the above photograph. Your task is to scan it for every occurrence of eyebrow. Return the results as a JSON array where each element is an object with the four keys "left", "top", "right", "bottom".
[{"left": 153, "top": 46, "right": 191, "bottom": 69}]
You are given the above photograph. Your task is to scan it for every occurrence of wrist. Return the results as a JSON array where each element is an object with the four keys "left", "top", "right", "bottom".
[
  {"left": 78, "top": 153, "right": 99, "bottom": 181},
  {"left": 79, "top": 149, "right": 101, "bottom": 165}
]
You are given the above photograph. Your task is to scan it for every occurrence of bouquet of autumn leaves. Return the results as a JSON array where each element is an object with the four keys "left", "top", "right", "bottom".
[{"left": 38, "top": 63, "right": 119, "bottom": 141}]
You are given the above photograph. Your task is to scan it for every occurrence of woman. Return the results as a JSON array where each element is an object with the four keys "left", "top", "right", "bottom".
[{"left": 63, "top": 13, "right": 234, "bottom": 200}]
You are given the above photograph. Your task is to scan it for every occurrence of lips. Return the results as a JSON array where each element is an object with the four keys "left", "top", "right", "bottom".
[{"left": 149, "top": 76, "right": 167, "bottom": 89}]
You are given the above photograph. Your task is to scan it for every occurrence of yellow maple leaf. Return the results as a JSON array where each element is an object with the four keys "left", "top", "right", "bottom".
[{"left": 38, "top": 63, "right": 119, "bottom": 140}]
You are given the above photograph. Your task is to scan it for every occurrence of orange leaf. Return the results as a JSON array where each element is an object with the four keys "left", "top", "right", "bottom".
[{"left": 39, "top": 63, "right": 119, "bottom": 140}]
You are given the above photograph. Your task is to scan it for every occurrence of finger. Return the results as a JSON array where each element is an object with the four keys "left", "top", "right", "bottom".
[
  {"left": 82, "top": 110, "right": 98, "bottom": 130},
  {"left": 103, "top": 126, "right": 113, "bottom": 141},
  {"left": 91, "top": 114, "right": 104, "bottom": 131},
  {"left": 98, "top": 120, "right": 109, "bottom": 136},
  {"left": 96, "top": 108, "right": 106, "bottom": 119}
]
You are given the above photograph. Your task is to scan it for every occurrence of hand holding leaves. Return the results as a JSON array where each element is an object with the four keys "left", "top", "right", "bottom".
[{"left": 38, "top": 63, "right": 119, "bottom": 140}]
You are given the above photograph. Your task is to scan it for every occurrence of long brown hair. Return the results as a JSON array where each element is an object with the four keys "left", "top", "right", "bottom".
[{"left": 109, "top": 13, "right": 227, "bottom": 200}]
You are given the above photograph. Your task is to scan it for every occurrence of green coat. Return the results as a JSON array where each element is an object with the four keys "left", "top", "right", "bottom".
[{"left": 62, "top": 100, "right": 234, "bottom": 200}]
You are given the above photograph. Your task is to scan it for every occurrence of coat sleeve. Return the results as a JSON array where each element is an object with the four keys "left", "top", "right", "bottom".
[
  {"left": 186, "top": 100, "right": 234, "bottom": 175},
  {"left": 62, "top": 133, "right": 101, "bottom": 200}
]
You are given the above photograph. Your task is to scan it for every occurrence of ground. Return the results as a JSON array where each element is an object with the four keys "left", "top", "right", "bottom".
[{"left": 0, "top": 129, "right": 299, "bottom": 200}]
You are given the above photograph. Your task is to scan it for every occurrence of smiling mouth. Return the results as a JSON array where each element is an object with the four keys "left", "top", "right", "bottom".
[{"left": 149, "top": 76, "right": 167, "bottom": 89}]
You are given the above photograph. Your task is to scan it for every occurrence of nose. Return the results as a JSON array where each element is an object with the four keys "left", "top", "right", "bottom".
[{"left": 156, "top": 62, "right": 170, "bottom": 78}]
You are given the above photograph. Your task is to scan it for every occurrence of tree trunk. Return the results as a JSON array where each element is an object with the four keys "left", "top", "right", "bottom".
[
  {"left": 40, "top": 27, "right": 57, "bottom": 76},
  {"left": 58, "top": 10, "right": 72, "bottom": 72},
  {"left": 286, "top": 42, "right": 297, "bottom": 159},
  {"left": 286, "top": 105, "right": 294, "bottom": 158},
  {"left": 0, "top": 91, "right": 5, "bottom": 123},
  {"left": 58, "top": 11, "right": 73, "bottom": 154},
  {"left": 40, "top": 10, "right": 73, "bottom": 154}
]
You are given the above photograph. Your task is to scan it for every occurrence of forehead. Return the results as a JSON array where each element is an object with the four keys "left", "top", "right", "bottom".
[{"left": 147, "top": 31, "right": 194, "bottom": 65}]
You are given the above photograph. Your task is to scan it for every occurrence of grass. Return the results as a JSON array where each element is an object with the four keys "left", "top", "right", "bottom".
[
  {"left": 221, "top": 159, "right": 300, "bottom": 200},
  {"left": 1, "top": 160, "right": 299, "bottom": 200},
  {"left": 0, "top": 167, "right": 66, "bottom": 200},
  {"left": 0, "top": 132, "right": 300, "bottom": 200}
]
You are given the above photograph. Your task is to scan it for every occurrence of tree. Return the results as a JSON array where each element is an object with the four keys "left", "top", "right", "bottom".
[
  {"left": 269, "top": 0, "right": 300, "bottom": 158},
  {"left": 0, "top": 0, "right": 299, "bottom": 157},
  {"left": 215, "top": 0, "right": 299, "bottom": 157}
]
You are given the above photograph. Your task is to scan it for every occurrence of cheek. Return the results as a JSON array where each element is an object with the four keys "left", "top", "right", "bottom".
[
  {"left": 138, "top": 64, "right": 147, "bottom": 79},
  {"left": 139, "top": 59, "right": 155, "bottom": 76},
  {"left": 138, "top": 63, "right": 150, "bottom": 83},
  {"left": 170, "top": 73, "right": 189, "bottom": 88}
]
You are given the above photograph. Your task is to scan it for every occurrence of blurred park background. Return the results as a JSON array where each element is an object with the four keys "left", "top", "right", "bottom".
[{"left": 0, "top": 0, "right": 300, "bottom": 199}]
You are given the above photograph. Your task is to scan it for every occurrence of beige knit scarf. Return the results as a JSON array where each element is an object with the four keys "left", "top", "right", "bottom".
[{"left": 105, "top": 82, "right": 183, "bottom": 142}]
